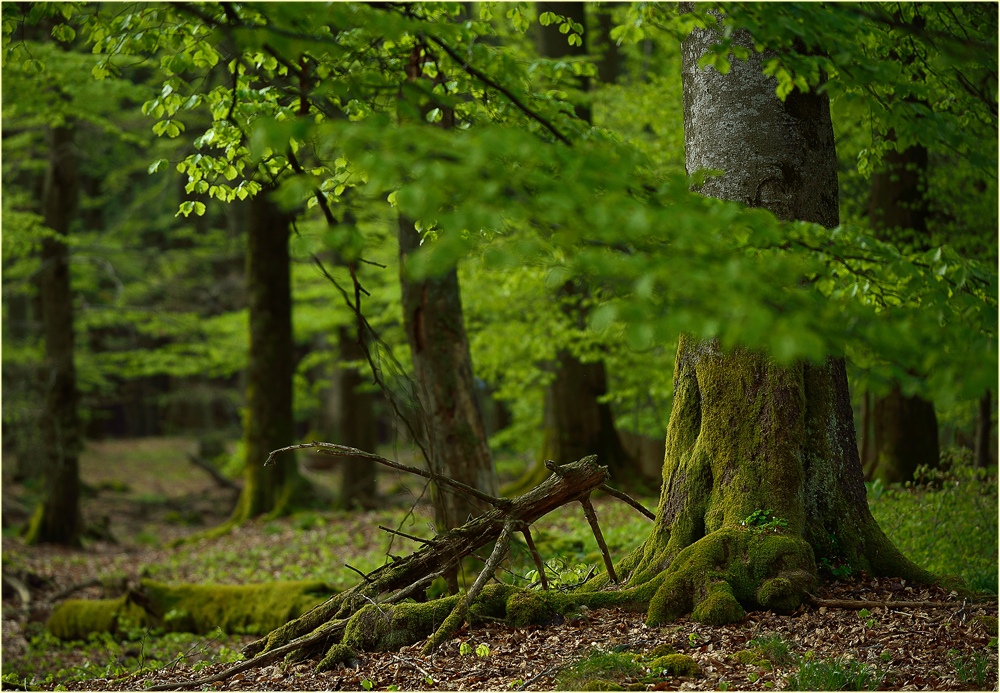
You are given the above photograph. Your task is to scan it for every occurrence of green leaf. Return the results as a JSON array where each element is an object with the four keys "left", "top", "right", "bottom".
[{"left": 147, "top": 159, "right": 168, "bottom": 175}]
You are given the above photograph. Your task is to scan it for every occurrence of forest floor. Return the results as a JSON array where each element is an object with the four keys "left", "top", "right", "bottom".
[{"left": 2, "top": 437, "right": 998, "bottom": 691}]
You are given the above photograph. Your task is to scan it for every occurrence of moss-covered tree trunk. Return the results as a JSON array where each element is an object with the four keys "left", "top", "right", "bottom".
[
  {"left": 25, "top": 124, "right": 83, "bottom": 547},
  {"left": 594, "top": 10, "right": 934, "bottom": 626},
  {"left": 230, "top": 189, "right": 300, "bottom": 522},
  {"left": 866, "top": 138, "right": 939, "bottom": 483}
]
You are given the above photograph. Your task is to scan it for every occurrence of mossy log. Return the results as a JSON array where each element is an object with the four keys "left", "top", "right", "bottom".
[{"left": 46, "top": 580, "right": 332, "bottom": 640}]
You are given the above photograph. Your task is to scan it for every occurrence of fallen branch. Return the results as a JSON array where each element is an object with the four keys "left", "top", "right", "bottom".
[
  {"left": 805, "top": 594, "right": 971, "bottom": 610},
  {"left": 187, "top": 454, "right": 240, "bottom": 492},
  {"left": 2, "top": 571, "right": 30, "bottom": 607}
]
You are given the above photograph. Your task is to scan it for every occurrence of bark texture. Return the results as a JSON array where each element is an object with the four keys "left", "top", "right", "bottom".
[
  {"left": 398, "top": 216, "right": 500, "bottom": 534},
  {"left": 25, "top": 124, "right": 83, "bottom": 547},
  {"left": 866, "top": 138, "right": 939, "bottom": 482},
  {"left": 585, "top": 11, "right": 933, "bottom": 627},
  {"left": 231, "top": 190, "right": 300, "bottom": 522}
]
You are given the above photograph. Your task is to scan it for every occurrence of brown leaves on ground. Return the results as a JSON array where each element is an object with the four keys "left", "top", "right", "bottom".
[{"left": 39, "top": 577, "right": 997, "bottom": 691}]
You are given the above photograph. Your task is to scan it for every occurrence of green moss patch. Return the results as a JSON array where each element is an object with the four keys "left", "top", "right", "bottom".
[
  {"left": 645, "top": 526, "right": 816, "bottom": 626},
  {"left": 648, "top": 653, "right": 701, "bottom": 676},
  {"left": 46, "top": 580, "right": 333, "bottom": 640},
  {"left": 342, "top": 596, "right": 460, "bottom": 652}
]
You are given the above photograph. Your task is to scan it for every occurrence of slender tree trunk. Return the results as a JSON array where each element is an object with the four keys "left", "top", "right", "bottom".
[
  {"left": 399, "top": 216, "right": 500, "bottom": 536},
  {"left": 598, "top": 10, "right": 931, "bottom": 626},
  {"left": 594, "top": 4, "right": 623, "bottom": 85},
  {"left": 975, "top": 389, "right": 993, "bottom": 468},
  {"left": 866, "top": 137, "right": 939, "bottom": 482},
  {"left": 528, "top": 2, "right": 639, "bottom": 486},
  {"left": 230, "top": 189, "right": 300, "bottom": 522},
  {"left": 25, "top": 124, "right": 82, "bottom": 547},
  {"left": 335, "top": 323, "right": 379, "bottom": 509}
]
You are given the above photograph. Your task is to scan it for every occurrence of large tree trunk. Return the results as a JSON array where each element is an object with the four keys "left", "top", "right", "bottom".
[
  {"left": 866, "top": 139, "right": 940, "bottom": 482},
  {"left": 230, "top": 189, "right": 301, "bottom": 522},
  {"left": 25, "top": 124, "right": 83, "bottom": 547},
  {"left": 398, "top": 216, "right": 500, "bottom": 536},
  {"left": 596, "top": 10, "right": 933, "bottom": 626}
]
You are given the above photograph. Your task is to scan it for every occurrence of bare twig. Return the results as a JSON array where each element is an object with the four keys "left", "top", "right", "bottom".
[
  {"left": 518, "top": 662, "right": 566, "bottom": 691},
  {"left": 580, "top": 495, "right": 619, "bottom": 584},
  {"left": 267, "top": 441, "right": 512, "bottom": 510},
  {"left": 597, "top": 483, "right": 655, "bottom": 520},
  {"left": 345, "top": 564, "right": 373, "bottom": 583},
  {"left": 378, "top": 525, "right": 432, "bottom": 545},
  {"left": 519, "top": 524, "right": 549, "bottom": 590}
]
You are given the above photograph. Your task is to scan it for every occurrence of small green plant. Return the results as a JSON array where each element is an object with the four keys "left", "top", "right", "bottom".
[
  {"left": 688, "top": 633, "right": 699, "bottom": 647},
  {"left": 950, "top": 649, "right": 997, "bottom": 689},
  {"left": 361, "top": 679, "right": 374, "bottom": 690},
  {"left": 476, "top": 643, "right": 491, "bottom": 657},
  {"left": 718, "top": 681, "right": 729, "bottom": 691},
  {"left": 786, "top": 655, "right": 891, "bottom": 691},
  {"left": 747, "top": 632, "right": 796, "bottom": 666},
  {"left": 460, "top": 642, "right": 472, "bottom": 656},
  {"left": 554, "top": 651, "right": 646, "bottom": 691},
  {"left": 510, "top": 679, "right": 524, "bottom": 689},
  {"left": 741, "top": 510, "right": 789, "bottom": 534}
]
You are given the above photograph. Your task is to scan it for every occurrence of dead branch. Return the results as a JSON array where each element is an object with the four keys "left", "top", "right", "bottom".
[
  {"left": 187, "top": 454, "right": 240, "bottom": 491},
  {"left": 49, "top": 578, "right": 101, "bottom": 603},
  {"left": 580, "top": 495, "right": 619, "bottom": 585},
  {"left": 241, "top": 455, "right": 608, "bottom": 661},
  {"left": 519, "top": 523, "right": 549, "bottom": 590},
  {"left": 805, "top": 594, "right": 971, "bottom": 610},
  {"left": 2, "top": 571, "right": 31, "bottom": 606},
  {"left": 597, "top": 483, "right": 655, "bottom": 520}
]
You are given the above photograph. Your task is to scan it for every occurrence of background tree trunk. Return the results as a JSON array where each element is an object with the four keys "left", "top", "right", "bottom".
[
  {"left": 594, "top": 4, "right": 623, "bottom": 85},
  {"left": 335, "top": 323, "right": 379, "bottom": 510},
  {"left": 398, "top": 216, "right": 500, "bottom": 537},
  {"left": 871, "top": 385, "right": 939, "bottom": 484},
  {"left": 975, "top": 389, "right": 993, "bottom": 468},
  {"left": 25, "top": 124, "right": 83, "bottom": 547},
  {"left": 604, "top": 11, "right": 932, "bottom": 627},
  {"left": 527, "top": 2, "right": 639, "bottom": 488},
  {"left": 866, "top": 138, "right": 939, "bottom": 483},
  {"left": 230, "top": 189, "right": 300, "bottom": 522}
]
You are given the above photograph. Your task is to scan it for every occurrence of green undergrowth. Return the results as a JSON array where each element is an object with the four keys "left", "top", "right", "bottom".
[
  {"left": 555, "top": 644, "right": 700, "bottom": 691},
  {"left": 1, "top": 623, "right": 245, "bottom": 691},
  {"left": 786, "top": 653, "right": 893, "bottom": 690},
  {"left": 866, "top": 450, "right": 998, "bottom": 594}
]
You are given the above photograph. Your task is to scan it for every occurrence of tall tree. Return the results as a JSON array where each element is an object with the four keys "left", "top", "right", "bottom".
[
  {"left": 24, "top": 124, "right": 83, "bottom": 547},
  {"left": 598, "top": 9, "right": 932, "bottom": 617},
  {"left": 230, "top": 188, "right": 301, "bottom": 523},
  {"left": 865, "top": 138, "right": 939, "bottom": 483},
  {"left": 399, "top": 214, "right": 499, "bottom": 534},
  {"left": 529, "top": 2, "right": 640, "bottom": 489},
  {"left": 396, "top": 42, "right": 500, "bottom": 549}
]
